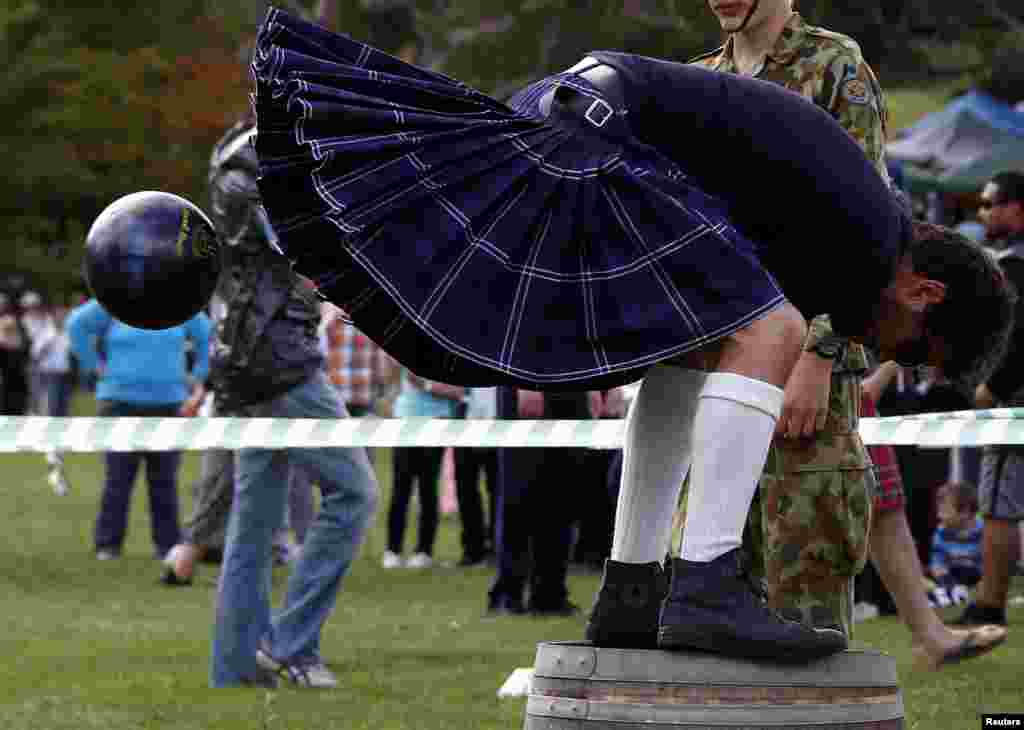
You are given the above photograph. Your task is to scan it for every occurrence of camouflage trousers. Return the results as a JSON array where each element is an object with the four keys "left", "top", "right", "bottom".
[{"left": 674, "top": 372, "right": 873, "bottom": 638}]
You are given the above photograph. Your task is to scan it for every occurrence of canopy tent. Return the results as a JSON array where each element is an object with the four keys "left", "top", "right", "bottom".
[{"left": 887, "top": 90, "right": 1024, "bottom": 194}]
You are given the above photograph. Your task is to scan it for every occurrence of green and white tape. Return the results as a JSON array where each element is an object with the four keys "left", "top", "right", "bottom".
[{"left": 4, "top": 409, "right": 1024, "bottom": 452}]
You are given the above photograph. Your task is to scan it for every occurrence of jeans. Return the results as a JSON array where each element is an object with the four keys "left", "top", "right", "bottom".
[
  {"left": 211, "top": 372, "right": 377, "bottom": 687},
  {"left": 94, "top": 401, "right": 183, "bottom": 556}
]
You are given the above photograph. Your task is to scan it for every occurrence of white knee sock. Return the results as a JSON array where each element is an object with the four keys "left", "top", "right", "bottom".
[
  {"left": 679, "top": 372, "right": 783, "bottom": 563},
  {"left": 610, "top": 365, "right": 707, "bottom": 565}
]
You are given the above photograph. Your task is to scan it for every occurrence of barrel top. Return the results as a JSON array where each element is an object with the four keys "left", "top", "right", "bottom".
[{"left": 533, "top": 641, "right": 899, "bottom": 687}]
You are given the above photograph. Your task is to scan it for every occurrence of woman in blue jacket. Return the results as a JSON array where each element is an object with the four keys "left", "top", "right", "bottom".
[{"left": 67, "top": 298, "right": 211, "bottom": 561}]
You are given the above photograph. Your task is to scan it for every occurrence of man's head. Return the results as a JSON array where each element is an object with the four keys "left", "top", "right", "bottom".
[
  {"left": 705, "top": 0, "right": 793, "bottom": 35},
  {"left": 979, "top": 171, "right": 1024, "bottom": 241},
  {"left": 863, "top": 221, "right": 1015, "bottom": 387}
]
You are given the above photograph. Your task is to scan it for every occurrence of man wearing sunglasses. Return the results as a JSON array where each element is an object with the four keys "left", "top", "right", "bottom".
[{"left": 955, "top": 170, "right": 1024, "bottom": 630}]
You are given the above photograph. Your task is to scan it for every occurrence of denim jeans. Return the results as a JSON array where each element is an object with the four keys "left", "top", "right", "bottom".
[{"left": 211, "top": 371, "right": 378, "bottom": 687}]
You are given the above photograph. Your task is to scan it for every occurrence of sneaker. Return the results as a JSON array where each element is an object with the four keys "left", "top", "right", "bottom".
[
  {"left": 951, "top": 602, "right": 1008, "bottom": 627},
  {"left": 486, "top": 593, "right": 527, "bottom": 616},
  {"left": 585, "top": 559, "right": 668, "bottom": 649},
  {"left": 853, "top": 602, "right": 880, "bottom": 623},
  {"left": 657, "top": 550, "right": 847, "bottom": 662},
  {"left": 530, "top": 601, "right": 581, "bottom": 618},
  {"left": 382, "top": 551, "right": 404, "bottom": 569},
  {"left": 95, "top": 548, "right": 120, "bottom": 561},
  {"left": 48, "top": 466, "right": 70, "bottom": 496},
  {"left": 256, "top": 641, "right": 339, "bottom": 688},
  {"left": 406, "top": 552, "right": 433, "bottom": 569}
]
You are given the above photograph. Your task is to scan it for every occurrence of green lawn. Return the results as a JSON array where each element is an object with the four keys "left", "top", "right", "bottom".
[{"left": 0, "top": 394, "right": 1021, "bottom": 729}]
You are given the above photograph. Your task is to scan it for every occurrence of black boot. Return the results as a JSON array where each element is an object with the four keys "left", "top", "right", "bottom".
[
  {"left": 658, "top": 550, "right": 847, "bottom": 662},
  {"left": 585, "top": 559, "right": 668, "bottom": 649}
]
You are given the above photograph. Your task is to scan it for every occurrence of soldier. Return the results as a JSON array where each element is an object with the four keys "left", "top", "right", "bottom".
[
  {"left": 696, "top": 0, "right": 884, "bottom": 638},
  {"left": 592, "top": 0, "right": 887, "bottom": 647}
]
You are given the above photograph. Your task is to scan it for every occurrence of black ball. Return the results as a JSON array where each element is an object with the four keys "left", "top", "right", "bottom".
[{"left": 84, "top": 191, "right": 221, "bottom": 330}]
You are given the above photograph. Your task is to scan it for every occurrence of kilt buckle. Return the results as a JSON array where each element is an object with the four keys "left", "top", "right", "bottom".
[{"left": 584, "top": 98, "right": 614, "bottom": 128}]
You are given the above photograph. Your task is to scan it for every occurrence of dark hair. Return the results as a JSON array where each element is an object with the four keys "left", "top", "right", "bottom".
[
  {"left": 938, "top": 480, "right": 979, "bottom": 514},
  {"left": 909, "top": 221, "right": 1016, "bottom": 387},
  {"left": 990, "top": 170, "right": 1024, "bottom": 205},
  {"left": 364, "top": 3, "right": 419, "bottom": 56}
]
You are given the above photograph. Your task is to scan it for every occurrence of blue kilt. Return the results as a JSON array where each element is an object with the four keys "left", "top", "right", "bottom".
[{"left": 251, "top": 8, "right": 786, "bottom": 390}]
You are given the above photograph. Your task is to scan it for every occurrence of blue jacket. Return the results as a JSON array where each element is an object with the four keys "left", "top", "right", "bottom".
[{"left": 67, "top": 299, "right": 211, "bottom": 405}]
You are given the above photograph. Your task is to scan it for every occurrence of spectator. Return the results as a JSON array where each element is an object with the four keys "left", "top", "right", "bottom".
[
  {"left": 161, "top": 291, "right": 296, "bottom": 586},
  {"left": 487, "top": 388, "right": 603, "bottom": 616},
  {"left": 383, "top": 370, "right": 464, "bottom": 569},
  {"left": 0, "top": 292, "right": 30, "bottom": 415},
  {"left": 573, "top": 387, "right": 628, "bottom": 571},
  {"left": 929, "top": 481, "right": 983, "bottom": 599},
  {"left": 198, "top": 116, "right": 378, "bottom": 689},
  {"left": 453, "top": 387, "right": 499, "bottom": 566},
  {"left": 66, "top": 298, "right": 210, "bottom": 560},
  {"left": 954, "top": 170, "right": 1024, "bottom": 628},
  {"left": 26, "top": 299, "right": 75, "bottom": 494}
]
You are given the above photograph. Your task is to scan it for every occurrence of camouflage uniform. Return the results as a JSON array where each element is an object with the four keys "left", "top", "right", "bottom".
[{"left": 679, "top": 14, "right": 890, "bottom": 636}]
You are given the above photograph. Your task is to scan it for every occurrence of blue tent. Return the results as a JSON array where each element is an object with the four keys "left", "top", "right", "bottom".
[{"left": 887, "top": 91, "right": 1024, "bottom": 194}]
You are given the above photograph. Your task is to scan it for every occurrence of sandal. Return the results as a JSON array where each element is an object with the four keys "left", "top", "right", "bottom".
[{"left": 913, "top": 625, "right": 1008, "bottom": 671}]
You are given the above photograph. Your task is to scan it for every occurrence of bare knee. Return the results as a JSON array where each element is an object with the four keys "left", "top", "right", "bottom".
[{"left": 718, "top": 303, "right": 807, "bottom": 386}]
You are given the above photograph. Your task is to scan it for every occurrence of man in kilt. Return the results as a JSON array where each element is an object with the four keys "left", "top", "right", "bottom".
[{"left": 249, "top": 8, "right": 1015, "bottom": 663}]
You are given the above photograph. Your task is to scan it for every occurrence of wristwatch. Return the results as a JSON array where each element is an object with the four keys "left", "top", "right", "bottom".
[{"left": 806, "top": 334, "right": 847, "bottom": 361}]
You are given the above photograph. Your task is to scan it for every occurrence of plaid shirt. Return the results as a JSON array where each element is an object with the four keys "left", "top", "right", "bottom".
[{"left": 321, "top": 308, "right": 394, "bottom": 409}]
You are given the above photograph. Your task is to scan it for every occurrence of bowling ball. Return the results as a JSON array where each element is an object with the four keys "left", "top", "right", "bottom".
[{"left": 85, "top": 191, "right": 221, "bottom": 330}]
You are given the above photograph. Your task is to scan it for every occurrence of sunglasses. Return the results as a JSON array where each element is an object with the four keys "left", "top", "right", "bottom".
[{"left": 979, "top": 198, "right": 1007, "bottom": 210}]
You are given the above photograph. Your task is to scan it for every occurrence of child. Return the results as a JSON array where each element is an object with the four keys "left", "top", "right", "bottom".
[{"left": 928, "top": 481, "right": 983, "bottom": 606}]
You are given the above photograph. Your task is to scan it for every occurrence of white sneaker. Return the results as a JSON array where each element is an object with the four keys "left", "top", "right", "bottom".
[
  {"left": 48, "top": 466, "right": 70, "bottom": 496},
  {"left": 853, "top": 602, "right": 879, "bottom": 623},
  {"left": 382, "top": 551, "right": 404, "bottom": 569},
  {"left": 257, "top": 641, "right": 339, "bottom": 689},
  {"left": 406, "top": 552, "right": 433, "bottom": 569}
]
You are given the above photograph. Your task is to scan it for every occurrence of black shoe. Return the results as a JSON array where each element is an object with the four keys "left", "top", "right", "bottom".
[
  {"left": 457, "top": 553, "right": 488, "bottom": 567},
  {"left": 657, "top": 550, "right": 847, "bottom": 663},
  {"left": 530, "top": 600, "right": 581, "bottom": 617},
  {"left": 951, "top": 602, "right": 1008, "bottom": 627},
  {"left": 486, "top": 593, "right": 527, "bottom": 616},
  {"left": 160, "top": 567, "right": 193, "bottom": 587},
  {"left": 584, "top": 559, "right": 668, "bottom": 649}
]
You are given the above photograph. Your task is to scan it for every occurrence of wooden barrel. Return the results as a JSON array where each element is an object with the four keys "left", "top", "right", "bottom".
[{"left": 524, "top": 641, "right": 903, "bottom": 729}]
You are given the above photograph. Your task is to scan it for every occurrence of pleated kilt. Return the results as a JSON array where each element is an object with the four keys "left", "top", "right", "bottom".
[{"left": 251, "top": 7, "right": 786, "bottom": 390}]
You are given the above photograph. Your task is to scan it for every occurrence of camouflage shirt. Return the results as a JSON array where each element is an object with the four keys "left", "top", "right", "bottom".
[{"left": 690, "top": 13, "right": 891, "bottom": 373}]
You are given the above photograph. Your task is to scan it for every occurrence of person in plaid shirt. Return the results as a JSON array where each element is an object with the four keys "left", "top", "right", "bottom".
[{"left": 321, "top": 303, "right": 396, "bottom": 418}]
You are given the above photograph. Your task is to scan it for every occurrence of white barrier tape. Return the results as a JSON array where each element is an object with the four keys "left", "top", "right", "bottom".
[{"left": 4, "top": 411, "right": 1024, "bottom": 452}]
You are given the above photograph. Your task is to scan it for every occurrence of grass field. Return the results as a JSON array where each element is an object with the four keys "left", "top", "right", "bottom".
[{"left": 2, "top": 392, "right": 1023, "bottom": 730}]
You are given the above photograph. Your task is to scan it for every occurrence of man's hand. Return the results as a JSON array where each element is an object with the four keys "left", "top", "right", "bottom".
[
  {"left": 179, "top": 386, "right": 206, "bottom": 418},
  {"left": 777, "top": 351, "right": 833, "bottom": 439},
  {"left": 517, "top": 389, "right": 545, "bottom": 418}
]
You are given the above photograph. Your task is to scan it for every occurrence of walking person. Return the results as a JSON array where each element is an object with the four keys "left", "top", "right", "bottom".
[
  {"left": 194, "top": 114, "right": 379, "bottom": 688},
  {"left": 250, "top": 8, "right": 1014, "bottom": 662},
  {"left": 66, "top": 298, "right": 210, "bottom": 560}
]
